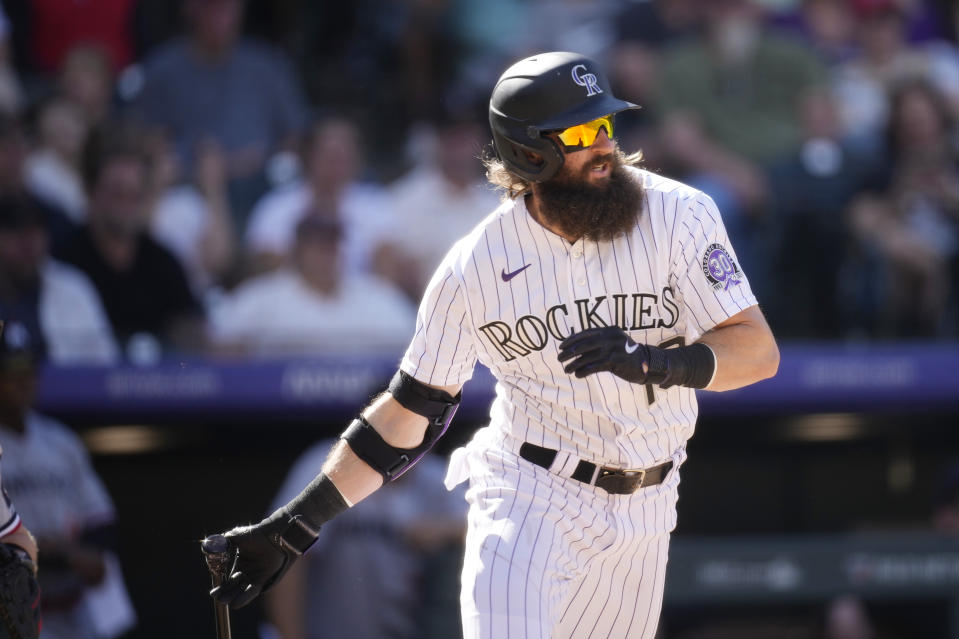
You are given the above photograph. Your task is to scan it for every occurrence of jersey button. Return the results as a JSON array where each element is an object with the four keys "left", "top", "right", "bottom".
[
  {"left": 572, "top": 248, "right": 582, "bottom": 258},
  {"left": 577, "top": 278, "right": 586, "bottom": 286}
]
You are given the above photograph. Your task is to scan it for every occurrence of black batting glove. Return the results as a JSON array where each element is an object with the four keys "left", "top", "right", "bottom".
[
  {"left": 558, "top": 326, "right": 670, "bottom": 386},
  {"left": 211, "top": 508, "right": 311, "bottom": 609},
  {"left": 210, "top": 473, "right": 347, "bottom": 609}
]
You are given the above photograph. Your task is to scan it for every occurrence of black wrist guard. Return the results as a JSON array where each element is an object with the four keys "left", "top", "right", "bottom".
[
  {"left": 273, "top": 473, "right": 349, "bottom": 555},
  {"left": 647, "top": 342, "right": 716, "bottom": 389}
]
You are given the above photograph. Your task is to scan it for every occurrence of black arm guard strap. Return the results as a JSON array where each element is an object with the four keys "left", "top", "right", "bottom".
[{"left": 341, "top": 371, "right": 461, "bottom": 482}]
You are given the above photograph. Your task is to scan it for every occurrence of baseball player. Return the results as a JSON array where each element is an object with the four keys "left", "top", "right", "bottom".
[
  {"left": 2, "top": 446, "right": 41, "bottom": 639},
  {"left": 211, "top": 51, "right": 779, "bottom": 639},
  {"left": 0, "top": 319, "right": 38, "bottom": 570}
]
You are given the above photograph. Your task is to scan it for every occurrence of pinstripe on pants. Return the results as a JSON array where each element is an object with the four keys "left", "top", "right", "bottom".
[{"left": 458, "top": 447, "right": 676, "bottom": 639}]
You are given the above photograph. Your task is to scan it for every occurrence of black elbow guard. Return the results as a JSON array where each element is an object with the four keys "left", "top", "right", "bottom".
[{"left": 341, "top": 371, "right": 461, "bottom": 482}]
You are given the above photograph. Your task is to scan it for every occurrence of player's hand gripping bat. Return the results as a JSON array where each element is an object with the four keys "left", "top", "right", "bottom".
[{"left": 201, "top": 535, "right": 233, "bottom": 639}]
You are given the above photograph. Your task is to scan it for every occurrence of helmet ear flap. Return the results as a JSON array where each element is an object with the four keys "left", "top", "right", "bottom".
[{"left": 491, "top": 128, "right": 565, "bottom": 183}]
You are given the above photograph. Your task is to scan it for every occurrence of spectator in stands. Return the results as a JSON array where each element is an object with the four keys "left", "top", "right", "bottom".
[
  {"left": 377, "top": 115, "right": 499, "bottom": 300},
  {"left": 146, "top": 130, "right": 237, "bottom": 298},
  {"left": 128, "top": 0, "right": 311, "bottom": 224},
  {"left": 0, "top": 324, "right": 136, "bottom": 639},
  {"left": 0, "top": 193, "right": 118, "bottom": 364},
  {"left": 0, "top": 111, "right": 75, "bottom": 252},
  {"left": 656, "top": 0, "right": 827, "bottom": 165},
  {"left": 846, "top": 79, "right": 959, "bottom": 337},
  {"left": 212, "top": 215, "right": 415, "bottom": 357},
  {"left": 53, "top": 123, "right": 205, "bottom": 361},
  {"left": 653, "top": 0, "right": 826, "bottom": 298},
  {"left": 264, "top": 438, "right": 467, "bottom": 639},
  {"left": 606, "top": 0, "right": 700, "bottom": 154},
  {"left": 831, "top": 0, "right": 959, "bottom": 145},
  {"left": 24, "top": 95, "right": 90, "bottom": 224},
  {"left": 765, "top": 87, "right": 879, "bottom": 338},
  {"left": 613, "top": 0, "right": 699, "bottom": 49},
  {"left": 244, "top": 116, "right": 397, "bottom": 279},
  {"left": 58, "top": 44, "right": 116, "bottom": 129},
  {"left": 282, "top": 0, "right": 460, "bottom": 179},
  {"left": 768, "top": 0, "right": 859, "bottom": 68}
]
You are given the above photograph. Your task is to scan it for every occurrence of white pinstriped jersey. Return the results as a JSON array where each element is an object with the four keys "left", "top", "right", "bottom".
[
  {"left": 400, "top": 166, "right": 757, "bottom": 470},
  {"left": 0, "top": 445, "right": 20, "bottom": 537}
]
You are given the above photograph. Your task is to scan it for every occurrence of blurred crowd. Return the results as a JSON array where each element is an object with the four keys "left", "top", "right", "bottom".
[{"left": 0, "top": 0, "right": 957, "bottom": 368}]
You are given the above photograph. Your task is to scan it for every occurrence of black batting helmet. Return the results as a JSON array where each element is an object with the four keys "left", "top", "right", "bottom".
[{"left": 489, "top": 51, "right": 639, "bottom": 183}]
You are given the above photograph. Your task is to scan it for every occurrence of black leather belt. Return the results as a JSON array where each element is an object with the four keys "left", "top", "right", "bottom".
[{"left": 519, "top": 442, "right": 673, "bottom": 495}]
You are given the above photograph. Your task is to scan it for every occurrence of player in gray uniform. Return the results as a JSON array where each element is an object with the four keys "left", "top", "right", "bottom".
[{"left": 210, "top": 51, "right": 779, "bottom": 638}]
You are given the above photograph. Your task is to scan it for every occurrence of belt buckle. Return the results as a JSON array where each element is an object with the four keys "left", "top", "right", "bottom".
[
  {"left": 594, "top": 467, "right": 646, "bottom": 494},
  {"left": 621, "top": 467, "right": 647, "bottom": 487}
]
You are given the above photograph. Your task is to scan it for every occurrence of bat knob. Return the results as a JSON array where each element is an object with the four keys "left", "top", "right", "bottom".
[{"left": 201, "top": 534, "right": 231, "bottom": 556}]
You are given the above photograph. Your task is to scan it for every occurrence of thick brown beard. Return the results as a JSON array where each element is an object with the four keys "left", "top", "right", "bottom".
[{"left": 534, "top": 149, "right": 645, "bottom": 242}]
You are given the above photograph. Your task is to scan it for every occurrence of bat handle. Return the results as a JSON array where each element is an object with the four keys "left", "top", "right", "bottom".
[{"left": 201, "top": 535, "right": 233, "bottom": 639}]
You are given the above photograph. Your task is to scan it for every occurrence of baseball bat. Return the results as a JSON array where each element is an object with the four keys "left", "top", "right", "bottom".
[{"left": 201, "top": 534, "right": 233, "bottom": 639}]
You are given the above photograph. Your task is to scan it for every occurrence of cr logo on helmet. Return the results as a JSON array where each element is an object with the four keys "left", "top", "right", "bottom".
[{"left": 571, "top": 64, "right": 603, "bottom": 97}]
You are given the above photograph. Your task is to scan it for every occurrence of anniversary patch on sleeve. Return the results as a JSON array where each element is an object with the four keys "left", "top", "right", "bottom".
[{"left": 701, "top": 243, "right": 742, "bottom": 291}]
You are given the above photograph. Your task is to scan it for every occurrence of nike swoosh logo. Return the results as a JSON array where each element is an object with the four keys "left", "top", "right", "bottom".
[
  {"left": 625, "top": 341, "right": 639, "bottom": 354},
  {"left": 501, "top": 263, "right": 532, "bottom": 282}
]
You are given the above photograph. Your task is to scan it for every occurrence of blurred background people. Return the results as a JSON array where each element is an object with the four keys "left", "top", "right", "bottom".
[
  {"left": 0, "top": 192, "right": 117, "bottom": 364},
  {"left": 263, "top": 438, "right": 467, "bottom": 639},
  {"left": 243, "top": 116, "right": 398, "bottom": 279},
  {"left": 0, "top": 112, "right": 74, "bottom": 251},
  {"left": 765, "top": 87, "right": 880, "bottom": 338},
  {"left": 846, "top": 78, "right": 959, "bottom": 338},
  {"left": 57, "top": 44, "right": 117, "bottom": 130},
  {"left": 24, "top": 95, "right": 90, "bottom": 225},
  {"left": 211, "top": 215, "right": 414, "bottom": 357},
  {"left": 377, "top": 113, "right": 499, "bottom": 300},
  {"left": 830, "top": 0, "right": 959, "bottom": 147},
  {"left": 146, "top": 130, "right": 236, "bottom": 300},
  {"left": 284, "top": 0, "right": 462, "bottom": 179},
  {"left": 52, "top": 123, "right": 205, "bottom": 362},
  {"left": 127, "top": 0, "right": 311, "bottom": 225},
  {"left": 657, "top": 0, "right": 827, "bottom": 165},
  {"left": 0, "top": 323, "right": 135, "bottom": 639},
  {"left": 0, "top": 0, "right": 953, "bottom": 636},
  {"left": 653, "top": 0, "right": 827, "bottom": 299}
]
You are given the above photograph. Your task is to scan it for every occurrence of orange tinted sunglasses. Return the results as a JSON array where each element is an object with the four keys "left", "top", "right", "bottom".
[{"left": 555, "top": 115, "right": 614, "bottom": 148}]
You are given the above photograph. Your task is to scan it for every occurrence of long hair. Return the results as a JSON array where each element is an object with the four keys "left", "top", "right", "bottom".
[{"left": 482, "top": 144, "right": 644, "bottom": 200}]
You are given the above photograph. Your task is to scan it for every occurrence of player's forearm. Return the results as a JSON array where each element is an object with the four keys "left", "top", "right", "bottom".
[
  {"left": 320, "top": 440, "right": 384, "bottom": 505},
  {"left": 322, "top": 392, "right": 433, "bottom": 505},
  {"left": 698, "top": 307, "right": 779, "bottom": 392}
]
